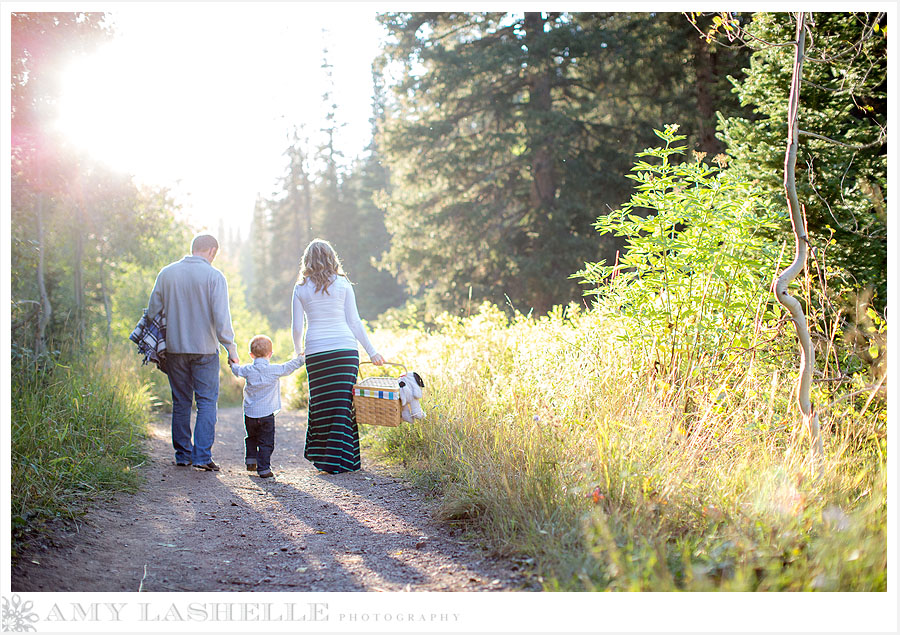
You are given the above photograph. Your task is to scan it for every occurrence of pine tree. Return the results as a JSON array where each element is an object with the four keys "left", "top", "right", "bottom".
[
  {"left": 376, "top": 11, "right": 749, "bottom": 315},
  {"left": 312, "top": 43, "right": 350, "bottom": 253},
  {"left": 333, "top": 62, "right": 406, "bottom": 319},
  {"left": 262, "top": 130, "right": 316, "bottom": 328},
  {"left": 247, "top": 196, "right": 272, "bottom": 314},
  {"left": 718, "top": 12, "right": 887, "bottom": 306}
]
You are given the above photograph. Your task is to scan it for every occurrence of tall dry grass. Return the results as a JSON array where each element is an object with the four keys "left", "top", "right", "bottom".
[{"left": 365, "top": 302, "right": 887, "bottom": 590}]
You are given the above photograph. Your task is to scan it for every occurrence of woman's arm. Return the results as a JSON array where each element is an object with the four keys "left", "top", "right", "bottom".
[
  {"left": 291, "top": 285, "right": 306, "bottom": 357},
  {"left": 343, "top": 282, "right": 380, "bottom": 361}
]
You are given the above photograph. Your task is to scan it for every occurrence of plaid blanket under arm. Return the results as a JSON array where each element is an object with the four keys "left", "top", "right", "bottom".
[{"left": 129, "top": 309, "right": 167, "bottom": 373}]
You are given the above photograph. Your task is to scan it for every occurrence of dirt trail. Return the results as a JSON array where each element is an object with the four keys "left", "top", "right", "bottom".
[{"left": 12, "top": 407, "right": 526, "bottom": 592}]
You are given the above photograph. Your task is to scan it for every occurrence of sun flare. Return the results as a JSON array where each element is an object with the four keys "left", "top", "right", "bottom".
[
  {"left": 50, "top": 8, "right": 382, "bottom": 233},
  {"left": 56, "top": 46, "right": 151, "bottom": 175}
]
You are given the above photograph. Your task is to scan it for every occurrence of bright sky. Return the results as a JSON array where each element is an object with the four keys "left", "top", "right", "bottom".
[{"left": 54, "top": 3, "right": 385, "bottom": 236}]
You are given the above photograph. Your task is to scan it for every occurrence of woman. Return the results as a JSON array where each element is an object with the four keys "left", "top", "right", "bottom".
[{"left": 291, "top": 239, "right": 384, "bottom": 473}]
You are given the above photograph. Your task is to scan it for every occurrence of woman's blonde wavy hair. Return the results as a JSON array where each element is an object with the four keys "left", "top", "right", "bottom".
[{"left": 297, "top": 239, "right": 347, "bottom": 294}]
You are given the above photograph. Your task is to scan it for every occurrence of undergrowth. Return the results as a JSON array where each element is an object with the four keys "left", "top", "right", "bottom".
[
  {"left": 365, "top": 302, "right": 887, "bottom": 591},
  {"left": 10, "top": 344, "right": 152, "bottom": 556}
]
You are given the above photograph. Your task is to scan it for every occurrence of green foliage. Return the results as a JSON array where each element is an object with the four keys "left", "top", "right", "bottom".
[
  {"left": 285, "top": 365, "right": 310, "bottom": 411},
  {"left": 11, "top": 346, "right": 151, "bottom": 550},
  {"left": 376, "top": 12, "right": 750, "bottom": 316},
  {"left": 12, "top": 12, "right": 113, "bottom": 355},
  {"left": 575, "top": 125, "right": 788, "bottom": 381},
  {"left": 337, "top": 149, "right": 408, "bottom": 319},
  {"left": 108, "top": 188, "right": 193, "bottom": 338},
  {"left": 11, "top": 166, "right": 198, "bottom": 355},
  {"left": 718, "top": 11, "right": 887, "bottom": 307}
]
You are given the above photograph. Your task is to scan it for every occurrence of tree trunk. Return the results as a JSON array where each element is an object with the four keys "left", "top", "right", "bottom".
[
  {"left": 35, "top": 192, "right": 52, "bottom": 354},
  {"left": 773, "top": 12, "right": 823, "bottom": 462},
  {"left": 524, "top": 12, "right": 557, "bottom": 212},
  {"left": 302, "top": 169, "right": 313, "bottom": 242},
  {"left": 692, "top": 36, "right": 720, "bottom": 154},
  {"left": 73, "top": 201, "right": 85, "bottom": 346},
  {"left": 100, "top": 251, "right": 112, "bottom": 353},
  {"left": 294, "top": 141, "right": 313, "bottom": 247},
  {"left": 523, "top": 12, "right": 558, "bottom": 316}
]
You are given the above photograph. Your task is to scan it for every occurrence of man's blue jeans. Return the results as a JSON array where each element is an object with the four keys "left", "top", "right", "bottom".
[{"left": 166, "top": 353, "right": 220, "bottom": 465}]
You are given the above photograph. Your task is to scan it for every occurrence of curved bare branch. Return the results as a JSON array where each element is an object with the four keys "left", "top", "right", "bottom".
[{"left": 773, "top": 12, "right": 823, "bottom": 461}]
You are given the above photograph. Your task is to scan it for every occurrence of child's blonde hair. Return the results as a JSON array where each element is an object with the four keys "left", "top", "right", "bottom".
[{"left": 249, "top": 334, "right": 273, "bottom": 358}]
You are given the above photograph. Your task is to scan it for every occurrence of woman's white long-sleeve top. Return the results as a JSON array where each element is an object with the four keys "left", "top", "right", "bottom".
[{"left": 291, "top": 275, "right": 378, "bottom": 358}]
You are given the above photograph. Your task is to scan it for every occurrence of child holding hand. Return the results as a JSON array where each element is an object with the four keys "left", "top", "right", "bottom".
[{"left": 229, "top": 335, "right": 304, "bottom": 478}]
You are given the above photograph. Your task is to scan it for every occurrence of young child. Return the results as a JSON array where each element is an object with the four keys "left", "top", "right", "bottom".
[{"left": 229, "top": 334, "right": 304, "bottom": 478}]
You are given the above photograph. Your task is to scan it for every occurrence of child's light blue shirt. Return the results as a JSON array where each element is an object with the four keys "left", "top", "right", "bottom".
[{"left": 230, "top": 356, "right": 304, "bottom": 417}]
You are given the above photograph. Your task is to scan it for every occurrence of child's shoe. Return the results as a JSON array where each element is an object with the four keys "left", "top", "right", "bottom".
[
  {"left": 246, "top": 461, "right": 257, "bottom": 472},
  {"left": 258, "top": 469, "right": 275, "bottom": 478}
]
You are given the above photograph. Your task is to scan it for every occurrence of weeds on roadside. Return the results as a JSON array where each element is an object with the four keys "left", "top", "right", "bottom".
[
  {"left": 366, "top": 302, "right": 886, "bottom": 591},
  {"left": 11, "top": 344, "right": 152, "bottom": 554}
]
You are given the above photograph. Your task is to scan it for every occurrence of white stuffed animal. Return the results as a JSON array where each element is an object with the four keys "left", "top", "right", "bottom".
[{"left": 398, "top": 371, "right": 425, "bottom": 422}]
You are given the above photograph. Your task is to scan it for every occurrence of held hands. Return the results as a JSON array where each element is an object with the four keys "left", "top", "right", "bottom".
[{"left": 370, "top": 353, "right": 385, "bottom": 366}]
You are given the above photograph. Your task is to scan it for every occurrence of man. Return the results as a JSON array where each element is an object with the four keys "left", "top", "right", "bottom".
[{"left": 147, "top": 234, "right": 239, "bottom": 471}]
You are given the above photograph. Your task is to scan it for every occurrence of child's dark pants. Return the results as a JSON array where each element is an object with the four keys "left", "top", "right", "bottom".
[{"left": 244, "top": 413, "right": 275, "bottom": 472}]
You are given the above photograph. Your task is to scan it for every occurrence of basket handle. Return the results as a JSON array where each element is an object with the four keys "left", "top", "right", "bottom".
[{"left": 358, "top": 361, "right": 407, "bottom": 377}]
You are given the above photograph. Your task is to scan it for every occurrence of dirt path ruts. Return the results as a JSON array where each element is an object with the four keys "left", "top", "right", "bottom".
[{"left": 12, "top": 407, "right": 526, "bottom": 592}]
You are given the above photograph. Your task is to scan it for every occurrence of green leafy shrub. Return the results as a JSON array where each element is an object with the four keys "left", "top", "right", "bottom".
[{"left": 574, "top": 124, "right": 789, "bottom": 385}]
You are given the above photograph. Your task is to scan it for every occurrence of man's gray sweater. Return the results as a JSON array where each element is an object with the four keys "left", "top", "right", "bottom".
[{"left": 147, "top": 255, "right": 238, "bottom": 359}]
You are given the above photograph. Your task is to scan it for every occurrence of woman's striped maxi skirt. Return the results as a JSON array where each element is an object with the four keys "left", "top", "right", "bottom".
[{"left": 304, "top": 349, "right": 361, "bottom": 473}]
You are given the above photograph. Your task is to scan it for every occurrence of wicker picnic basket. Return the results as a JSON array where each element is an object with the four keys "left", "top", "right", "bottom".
[{"left": 352, "top": 362, "right": 406, "bottom": 427}]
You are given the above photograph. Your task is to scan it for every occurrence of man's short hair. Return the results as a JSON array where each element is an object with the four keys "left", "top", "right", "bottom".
[
  {"left": 191, "top": 234, "right": 219, "bottom": 254},
  {"left": 249, "top": 335, "right": 273, "bottom": 358}
]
